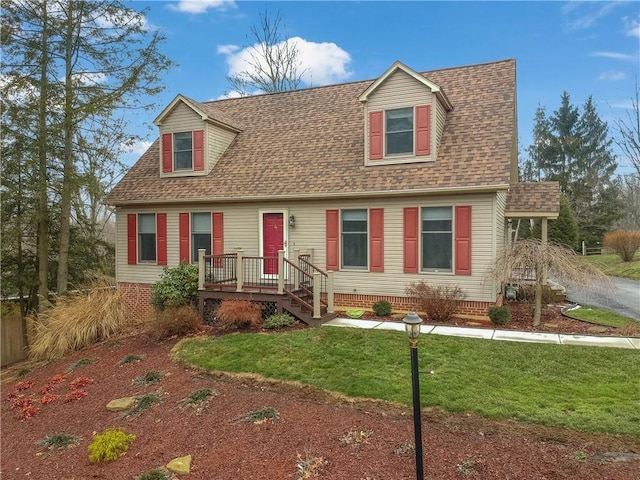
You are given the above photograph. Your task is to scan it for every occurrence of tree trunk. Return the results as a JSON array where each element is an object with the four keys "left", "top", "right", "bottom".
[
  {"left": 533, "top": 276, "right": 543, "bottom": 327},
  {"left": 36, "top": 2, "right": 50, "bottom": 308}
]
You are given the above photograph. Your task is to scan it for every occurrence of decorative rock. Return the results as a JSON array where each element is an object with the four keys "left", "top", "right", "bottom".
[
  {"left": 543, "top": 323, "right": 558, "bottom": 329},
  {"left": 106, "top": 397, "right": 137, "bottom": 412},
  {"left": 167, "top": 455, "right": 192, "bottom": 475},
  {"left": 587, "top": 326, "right": 608, "bottom": 334}
]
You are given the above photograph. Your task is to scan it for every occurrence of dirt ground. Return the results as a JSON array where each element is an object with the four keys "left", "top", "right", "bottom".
[{"left": 1, "top": 303, "right": 639, "bottom": 479}]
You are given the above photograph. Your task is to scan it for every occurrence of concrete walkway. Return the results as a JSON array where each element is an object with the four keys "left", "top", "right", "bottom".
[{"left": 323, "top": 318, "right": 640, "bottom": 350}]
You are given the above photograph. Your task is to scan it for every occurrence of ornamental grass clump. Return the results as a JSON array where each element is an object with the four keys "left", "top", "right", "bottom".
[
  {"left": 603, "top": 230, "right": 640, "bottom": 262},
  {"left": 132, "top": 370, "right": 164, "bottom": 386},
  {"left": 144, "top": 305, "right": 202, "bottom": 340},
  {"left": 88, "top": 428, "right": 135, "bottom": 463},
  {"left": 215, "top": 299, "right": 262, "bottom": 330},
  {"left": 29, "top": 283, "right": 126, "bottom": 360},
  {"left": 37, "top": 432, "right": 82, "bottom": 455}
]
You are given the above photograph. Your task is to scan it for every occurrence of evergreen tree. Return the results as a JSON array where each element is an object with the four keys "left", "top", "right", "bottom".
[{"left": 526, "top": 92, "right": 621, "bottom": 246}]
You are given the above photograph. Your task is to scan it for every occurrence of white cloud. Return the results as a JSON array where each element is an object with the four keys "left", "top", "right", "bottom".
[
  {"left": 563, "top": 2, "right": 620, "bottom": 30},
  {"left": 125, "top": 139, "right": 152, "bottom": 155},
  {"left": 623, "top": 17, "right": 640, "bottom": 38},
  {"left": 591, "top": 51, "right": 638, "bottom": 62},
  {"left": 169, "top": 0, "right": 235, "bottom": 14},
  {"left": 597, "top": 70, "right": 626, "bottom": 81},
  {"left": 219, "top": 36, "right": 353, "bottom": 89},
  {"left": 216, "top": 44, "right": 240, "bottom": 55}
]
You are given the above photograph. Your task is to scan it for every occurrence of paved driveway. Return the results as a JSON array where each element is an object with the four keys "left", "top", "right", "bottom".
[{"left": 563, "top": 277, "right": 640, "bottom": 321}]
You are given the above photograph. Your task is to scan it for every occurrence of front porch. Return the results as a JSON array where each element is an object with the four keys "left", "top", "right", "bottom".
[{"left": 197, "top": 249, "right": 336, "bottom": 326}]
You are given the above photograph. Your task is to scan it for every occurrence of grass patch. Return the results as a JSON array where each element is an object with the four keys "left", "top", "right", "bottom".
[
  {"left": 67, "top": 357, "right": 95, "bottom": 371},
  {"left": 236, "top": 407, "right": 279, "bottom": 424},
  {"left": 123, "top": 392, "right": 163, "bottom": 417},
  {"left": 174, "top": 328, "right": 640, "bottom": 436},
  {"left": 580, "top": 252, "right": 640, "bottom": 280},
  {"left": 132, "top": 370, "right": 164, "bottom": 386},
  {"left": 177, "top": 388, "right": 216, "bottom": 409},
  {"left": 37, "top": 432, "right": 82, "bottom": 454},
  {"left": 565, "top": 306, "right": 638, "bottom": 328},
  {"left": 116, "top": 354, "right": 144, "bottom": 366}
]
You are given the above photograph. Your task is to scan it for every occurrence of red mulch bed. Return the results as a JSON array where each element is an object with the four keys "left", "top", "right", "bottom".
[{"left": 1, "top": 303, "right": 638, "bottom": 479}]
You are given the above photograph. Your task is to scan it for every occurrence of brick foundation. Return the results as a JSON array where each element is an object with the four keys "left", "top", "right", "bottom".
[
  {"left": 118, "top": 282, "right": 154, "bottom": 321},
  {"left": 334, "top": 293, "right": 496, "bottom": 321}
]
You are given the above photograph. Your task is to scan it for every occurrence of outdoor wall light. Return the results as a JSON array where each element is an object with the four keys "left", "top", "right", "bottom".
[
  {"left": 402, "top": 311, "right": 424, "bottom": 480},
  {"left": 289, "top": 215, "right": 296, "bottom": 227}
]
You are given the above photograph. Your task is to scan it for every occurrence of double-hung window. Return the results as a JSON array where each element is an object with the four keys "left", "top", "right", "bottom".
[
  {"left": 421, "top": 207, "right": 452, "bottom": 271},
  {"left": 386, "top": 107, "right": 413, "bottom": 155},
  {"left": 174, "top": 132, "right": 193, "bottom": 170},
  {"left": 191, "top": 212, "right": 211, "bottom": 263},
  {"left": 138, "top": 213, "right": 156, "bottom": 262},
  {"left": 341, "top": 209, "right": 367, "bottom": 268}
]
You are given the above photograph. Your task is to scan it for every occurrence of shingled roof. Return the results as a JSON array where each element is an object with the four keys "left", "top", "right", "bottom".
[
  {"left": 107, "top": 59, "right": 517, "bottom": 205},
  {"left": 505, "top": 182, "right": 561, "bottom": 217}
]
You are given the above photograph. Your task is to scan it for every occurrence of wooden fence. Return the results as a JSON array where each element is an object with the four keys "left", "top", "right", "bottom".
[{"left": 1, "top": 313, "right": 25, "bottom": 366}]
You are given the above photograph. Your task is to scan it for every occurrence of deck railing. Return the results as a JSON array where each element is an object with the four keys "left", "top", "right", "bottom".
[{"left": 198, "top": 249, "right": 333, "bottom": 318}]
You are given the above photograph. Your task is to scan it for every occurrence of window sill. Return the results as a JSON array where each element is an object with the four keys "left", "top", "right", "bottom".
[{"left": 364, "top": 155, "right": 433, "bottom": 167}]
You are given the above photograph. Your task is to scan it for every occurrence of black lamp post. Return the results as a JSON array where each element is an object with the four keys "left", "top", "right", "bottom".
[{"left": 403, "top": 311, "right": 424, "bottom": 480}]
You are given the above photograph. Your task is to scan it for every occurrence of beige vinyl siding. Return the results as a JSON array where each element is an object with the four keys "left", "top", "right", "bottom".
[
  {"left": 363, "top": 69, "right": 438, "bottom": 165},
  {"left": 434, "top": 102, "right": 447, "bottom": 158},
  {"left": 162, "top": 103, "right": 203, "bottom": 133},
  {"left": 117, "top": 194, "right": 499, "bottom": 302},
  {"left": 207, "top": 125, "right": 236, "bottom": 173}
]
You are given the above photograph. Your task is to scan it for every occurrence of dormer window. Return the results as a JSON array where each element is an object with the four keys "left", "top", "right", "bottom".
[
  {"left": 386, "top": 108, "right": 413, "bottom": 155},
  {"left": 161, "top": 129, "right": 204, "bottom": 174},
  {"left": 174, "top": 132, "right": 193, "bottom": 170}
]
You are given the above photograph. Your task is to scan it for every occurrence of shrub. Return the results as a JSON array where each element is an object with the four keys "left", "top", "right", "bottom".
[
  {"left": 488, "top": 306, "right": 511, "bottom": 325},
  {"left": 263, "top": 313, "right": 296, "bottom": 329},
  {"left": 372, "top": 300, "right": 392, "bottom": 317},
  {"left": 123, "top": 392, "right": 163, "bottom": 418},
  {"left": 150, "top": 263, "right": 199, "bottom": 311},
  {"left": 214, "top": 300, "right": 262, "bottom": 330},
  {"left": 603, "top": 230, "right": 640, "bottom": 262},
  {"left": 236, "top": 407, "right": 279, "bottom": 424},
  {"left": 144, "top": 305, "right": 202, "bottom": 341},
  {"left": 116, "top": 354, "right": 144, "bottom": 366},
  {"left": 28, "top": 284, "right": 126, "bottom": 360},
  {"left": 137, "top": 469, "right": 171, "bottom": 480},
  {"left": 88, "top": 428, "right": 135, "bottom": 463},
  {"left": 132, "top": 370, "right": 164, "bottom": 386},
  {"left": 37, "top": 432, "right": 82, "bottom": 454},
  {"left": 405, "top": 282, "right": 465, "bottom": 322}
]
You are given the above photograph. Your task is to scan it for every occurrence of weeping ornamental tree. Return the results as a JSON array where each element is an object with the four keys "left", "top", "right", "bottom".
[{"left": 493, "top": 239, "right": 610, "bottom": 326}]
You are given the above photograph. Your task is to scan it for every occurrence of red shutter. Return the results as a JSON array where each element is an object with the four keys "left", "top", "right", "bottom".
[
  {"left": 369, "top": 208, "right": 384, "bottom": 272},
  {"left": 403, "top": 207, "right": 419, "bottom": 273},
  {"left": 369, "top": 111, "right": 383, "bottom": 160},
  {"left": 212, "top": 212, "right": 224, "bottom": 267},
  {"left": 326, "top": 210, "right": 339, "bottom": 270},
  {"left": 162, "top": 133, "right": 173, "bottom": 173},
  {"left": 156, "top": 213, "right": 167, "bottom": 266},
  {"left": 193, "top": 130, "right": 204, "bottom": 171},
  {"left": 415, "top": 105, "right": 431, "bottom": 156},
  {"left": 179, "top": 212, "right": 190, "bottom": 263},
  {"left": 455, "top": 206, "right": 472, "bottom": 275},
  {"left": 127, "top": 214, "right": 137, "bottom": 265}
]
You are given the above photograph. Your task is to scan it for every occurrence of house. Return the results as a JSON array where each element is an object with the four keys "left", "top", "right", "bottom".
[{"left": 106, "top": 58, "right": 560, "bottom": 324}]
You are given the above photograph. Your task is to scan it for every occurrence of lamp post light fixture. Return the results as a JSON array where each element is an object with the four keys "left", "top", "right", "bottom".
[{"left": 403, "top": 311, "right": 424, "bottom": 480}]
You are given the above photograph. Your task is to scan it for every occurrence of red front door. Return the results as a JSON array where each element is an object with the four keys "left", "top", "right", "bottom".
[{"left": 263, "top": 213, "right": 284, "bottom": 275}]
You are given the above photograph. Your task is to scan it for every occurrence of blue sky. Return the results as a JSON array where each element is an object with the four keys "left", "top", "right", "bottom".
[{"left": 125, "top": 1, "right": 640, "bottom": 174}]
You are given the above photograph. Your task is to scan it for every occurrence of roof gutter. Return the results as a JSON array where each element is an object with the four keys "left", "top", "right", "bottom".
[{"left": 106, "top": 184, "right": 510, "bottom": 207}]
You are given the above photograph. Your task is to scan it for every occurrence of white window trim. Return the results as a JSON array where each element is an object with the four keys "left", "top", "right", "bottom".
[
  {"left": 173, "top": 131, "right": 194, "bottom": 171},
  {"left": 420, "top": 205, "right": 454, "bottom": 274},
  {"left": 137, "top": 212, "right": 157, "bottom": 264},
  {"left": 340, "top": 208, "right": 369, "bottom": 271}
]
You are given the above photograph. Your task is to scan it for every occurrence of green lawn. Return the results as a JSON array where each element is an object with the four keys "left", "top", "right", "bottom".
[
  {"left": 580, "top": 251, "right": 640, "bottom": 280},
  {"left": 564, "top": 306, "right": 639, "bottom": 328},
  {"left": 174, "top": 328, "right": 640, "bottom": 437}
]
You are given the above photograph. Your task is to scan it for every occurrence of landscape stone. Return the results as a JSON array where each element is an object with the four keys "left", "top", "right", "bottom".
[
  {"left": 587, "top": 326, "right": 608, "bottom": 334},
  {"left": 106, "top": 396, "right": 137, "bottom": 412},
  {"left": 167, "top": 455, "right": 192, "bottom": 475},
  {"left": 543, "top": 323, "right": 558, "bottom": 329}
]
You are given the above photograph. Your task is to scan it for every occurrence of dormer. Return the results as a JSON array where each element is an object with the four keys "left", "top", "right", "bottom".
[
  {"left": 359, "top": 61, "right": 452, "bottom": 166},
  {"left": 154, "top": 94, "right": 242, "bottom": 177}
]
